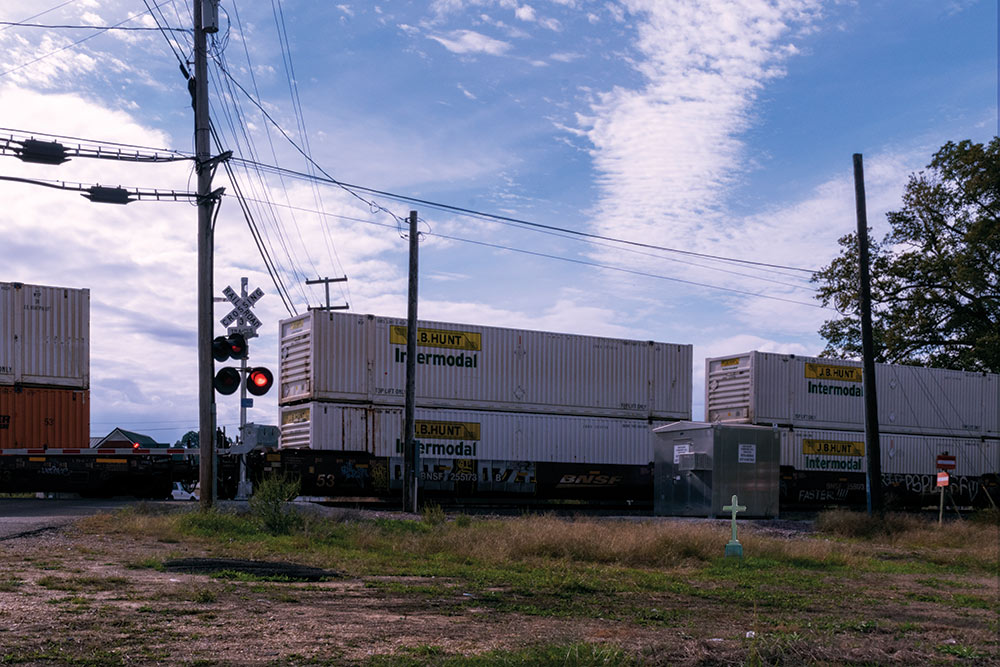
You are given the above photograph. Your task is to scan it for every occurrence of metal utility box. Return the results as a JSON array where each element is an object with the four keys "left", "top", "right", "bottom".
[{"left": 653, "top": 422, "right": 779, "bottom": 518}]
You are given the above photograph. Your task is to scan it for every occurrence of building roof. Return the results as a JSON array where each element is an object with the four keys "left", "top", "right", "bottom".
[{"left": 92, "top": 428, "right": 164, "bottom": 448}]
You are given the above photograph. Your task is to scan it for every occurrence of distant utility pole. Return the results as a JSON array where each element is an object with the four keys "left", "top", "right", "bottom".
[
  {"left": 196, "top": 0, "right": 219, "bottom": 510},
  {"left": 403, "top": 210, "right": 419, "bottom": 513},
  {"left": 853, "top": 153, "right": 883, "bottom": 515}
]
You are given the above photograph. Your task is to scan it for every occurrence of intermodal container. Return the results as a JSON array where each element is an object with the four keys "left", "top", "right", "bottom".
[
  {"left": 0, "top": 282, "right": 90, "bottom": 389},
  {"left": 705, "top": 351, "right": 999, "bottom": 437},
  {"left": 780, "top": 428, "right": 998, "bottom": 478},
  {"left": 280, "top": 401, "right": 666, "bottom": 465},
  {"left": 779, "top": 427, "right": 999, "bottom": 507},
  {"left": 0, "top": 386, "right": 89, "bottom": 449},
  {"left": 279, "top": 312, "right": 692, "bottom": 420}
]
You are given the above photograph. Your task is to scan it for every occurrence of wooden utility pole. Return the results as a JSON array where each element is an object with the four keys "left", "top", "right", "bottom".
[
  {"left": 853, "top": 153, "right": 883, "bottom": 515},
  {"left": 403, "top": 210, "right": 419, "bottom": 513},
  {"left": 195, "top": 0, "right": 217, "bottom": 509}
]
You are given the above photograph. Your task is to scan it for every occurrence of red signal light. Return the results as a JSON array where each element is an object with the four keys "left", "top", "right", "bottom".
[
  {"left": 212, "top": 333, "right": 248, "bottom": 361},
  {"left": 246, "top": 367, "right": 273, "bottom": 396},
  {"left": 227, "top": 333, "right": 248, "bottom": 360},
  {"left": 214, "top": 367, "right": 241, "bottom": 395},
  {"left": 133, "top": 442, "right": 140, "bottom": 449}
]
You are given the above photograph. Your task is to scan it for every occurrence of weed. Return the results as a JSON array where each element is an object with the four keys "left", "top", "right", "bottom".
[
  {"left": 190, "top": 588, "right": 217, "bottom": 603},
  {"left": 0, "top": 577, "right": 23, "bottom": 592},
  {"left": 126, "top": 557, "right": 164, "bottom": 571},
  {"left": 453, "top": 514, "right": 472, "bottom": 528},
  {"left": 36, "top": 576, "right": 130, "bottom": 592},
  {"left": 420, "top": 503, "right": 446, "bottom": 526},
  {"left": 935, "top": 643, "right": 983, "bottom": 659},
  {"left": 248, "top": 474, "right": 302, "bottom": 535}
]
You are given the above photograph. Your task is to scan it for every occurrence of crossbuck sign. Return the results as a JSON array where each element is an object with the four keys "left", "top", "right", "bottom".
[{"left": 220, "top": 284, "right": 264, "bottom": 338}]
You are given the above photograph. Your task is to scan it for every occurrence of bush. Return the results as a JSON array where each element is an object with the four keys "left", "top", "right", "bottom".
[
  {"left": 421, "top": 503, "right": 446, "bottom": 526},
  {"left": 248, "top": 474, "right": 302, "bottom": 535}
]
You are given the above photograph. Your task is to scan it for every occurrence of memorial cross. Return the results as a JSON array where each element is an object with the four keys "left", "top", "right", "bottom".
[{"left": 722, "top": 494, "right": 747, "bottom": 558}]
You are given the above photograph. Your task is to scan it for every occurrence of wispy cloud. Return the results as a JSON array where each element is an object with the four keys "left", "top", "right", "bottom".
[
  {"left": 428, "top": 29, "right": 511, "bottom": 55},
  {"left": 581, "top": 1, "right": 824, "bottom": 242}
]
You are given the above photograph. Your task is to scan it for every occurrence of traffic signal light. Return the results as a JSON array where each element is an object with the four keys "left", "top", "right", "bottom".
[
  {"left": 246, "top": 367, "right": 273, "bottom": 396},
  {"left": 212, "top": 333, "right": 248, "bottom": 361},
  {"left": 214, "top": 366, "right": 240, "bottom": 395}
]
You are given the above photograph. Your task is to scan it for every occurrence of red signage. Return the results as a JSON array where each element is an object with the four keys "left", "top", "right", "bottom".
[
  {"left": 936, "top": 455, "right": 956, "bottom": 470},
  {"left": 937, "top": 471, "right": 950, "bottom": 487}
]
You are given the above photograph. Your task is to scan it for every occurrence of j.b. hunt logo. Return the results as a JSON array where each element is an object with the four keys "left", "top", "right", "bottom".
[
  {"left": 389, "top": 325, "right": 481, "bottom": 351},
  {"left": 804, "top": 362, "right": 862, "bottom": 383},
  {"left": 396, "top": 420, "right": 480, "bottom": 457},
  {"left": 391, "top": 325, "right": 480, "bottom": 369}
]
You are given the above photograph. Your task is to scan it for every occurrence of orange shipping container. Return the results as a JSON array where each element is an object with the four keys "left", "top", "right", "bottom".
[{"left": 0, "top": 386, "right": 89, "bottom": 449}]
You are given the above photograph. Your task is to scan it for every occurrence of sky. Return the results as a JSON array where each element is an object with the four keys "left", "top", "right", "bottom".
[{"left": 0, "top": 0, "right": 996, "bottom": 444}]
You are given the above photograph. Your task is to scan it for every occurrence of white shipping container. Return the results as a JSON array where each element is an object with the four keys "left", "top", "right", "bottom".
[
  {"left": 706, "top": 351, "right": 999, "bottom": 437},
  {"left": 280, "top": 402, "right": 666, "bottom": 465},
  {"left": 780, "top": 428, "right": 999, "bottom": 478},
  {"left": 0, "top": 282, "right": 89, "bottom": 389},
  {"left": 280, "top": 312, "right": 692, "bottom": 420}
]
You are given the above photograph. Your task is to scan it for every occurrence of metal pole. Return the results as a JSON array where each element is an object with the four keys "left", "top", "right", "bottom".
[
  {"left": 403, "top": 210, "right": 419, "bottom": 513},
  {"left": 939, "top": 484, "right": 945, "bottom": 526},
  {"left": 195, "top": 0, "right": 216, "bottom": 509},
  {"left": 853, "top": 154, "right": 882, "bottom": 515}
]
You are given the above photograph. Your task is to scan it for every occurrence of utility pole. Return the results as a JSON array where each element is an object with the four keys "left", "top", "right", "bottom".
[
  {"left": 853, "top": 153, "right": 883, "bottom": 515},
  {"left": 403, "top": 210, "right": 419, "bottom": 513},
  {"left": 195, "top": 0, "right": 217, "bottom": 509}
]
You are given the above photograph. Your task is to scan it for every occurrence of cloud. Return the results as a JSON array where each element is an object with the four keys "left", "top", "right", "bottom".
[
  {"left": 514, "top": 5, "right": 536, "bottom": 22},
  {"left": 428, "top": 29, "right": 511, "bottom": 55}
]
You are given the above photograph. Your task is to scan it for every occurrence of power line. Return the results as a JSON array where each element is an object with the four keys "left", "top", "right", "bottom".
[
  {"left": 228, "top": 156, "right": 818, "bottom": 275},
  {"left": 0, "top": 0, "right": 178, "bottom": 79},
  {"left": 228, "top": 193, "right": 829, "bottom": 310},
  {"left": 0, "top": 127, "right": 190, "bottom": 156},
  {"left": 0, "top": 21, "right": 188, "bottom": 32},
  {"left": 0, "top": 1, "right": 79, "bottom": 33}
]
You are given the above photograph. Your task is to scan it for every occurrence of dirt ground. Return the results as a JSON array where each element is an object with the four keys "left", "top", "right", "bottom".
[{"left": 0, "top": 518, "right": 998, "bottom": 665}]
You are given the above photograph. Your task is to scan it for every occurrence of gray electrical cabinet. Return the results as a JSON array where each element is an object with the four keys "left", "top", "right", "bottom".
[{"left": 653, "top": 422, "right": 779, "bottom": 518}]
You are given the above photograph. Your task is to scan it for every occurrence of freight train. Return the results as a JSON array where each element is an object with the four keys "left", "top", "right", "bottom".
[
  {"left": 3, "top": 281, "right": 997, "bottom": 511},
  {"left": 264, "top": 312, "right": 1000, "bottom": 511},
  {"left": 0, "top": 282, "right": 198, "bottom": 499}
]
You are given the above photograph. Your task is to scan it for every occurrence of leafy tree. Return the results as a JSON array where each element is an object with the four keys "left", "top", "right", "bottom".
[
  {"left": 813, "top": 138, "right": 1000, "bottom": 372},
  {"left": 174, "top": 430, "right": 199, "bottom": 448}
]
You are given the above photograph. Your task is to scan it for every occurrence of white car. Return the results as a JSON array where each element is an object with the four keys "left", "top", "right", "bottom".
[{"left": 171, "top": 482, "right": 199, "bottom": 501}]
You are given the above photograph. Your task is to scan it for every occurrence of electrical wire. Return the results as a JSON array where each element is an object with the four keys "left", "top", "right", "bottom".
[
  {"left": 0, "top": 21, "right": 188, "bottom": 32},
  {"left": 0, "top": 0, "right": 79, "bottom": 33},
  {"left": 225, "top": 192, "right": 830, "bottom": 310},
  {"left": 227, "top": 155, "right": 818, "bottom": 276},
  {"left": 0, "top": 127, "right": 190, "bottom": 156},
  {"left": 0, "top": 0, "right": 178, "bottom": 79}
]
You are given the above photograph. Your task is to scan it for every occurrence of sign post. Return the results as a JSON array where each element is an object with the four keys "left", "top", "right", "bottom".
[
  {"left": 219, "top": 278, "right": 264, "bottom": 499},
  {"left": 936, "top": 452, "right": 955, "bottom": 526}
]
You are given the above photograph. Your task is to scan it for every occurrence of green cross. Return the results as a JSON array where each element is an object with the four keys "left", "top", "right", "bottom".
[{"left": 722, "top": 494, "right": 746, "bottom": 549}]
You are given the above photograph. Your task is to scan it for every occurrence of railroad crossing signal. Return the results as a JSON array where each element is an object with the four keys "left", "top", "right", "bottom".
[
  {"left": 213, "top": 283, "right": 272, "bottom": 397},
  {"left": 220, "top": 284, "right": 264, "bottom": 336}
]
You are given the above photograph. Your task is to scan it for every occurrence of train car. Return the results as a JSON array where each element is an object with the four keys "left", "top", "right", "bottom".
[{"left": 272, "top": 401, "right": 661, "bottom": 505}]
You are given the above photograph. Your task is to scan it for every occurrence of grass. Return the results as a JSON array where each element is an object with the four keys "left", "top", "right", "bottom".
[
  {"left": 365, "top": 643, "right": 635, "bottom": 666},
  {"left": 62, "top": 505, "right": 999, "bottom": 663}
]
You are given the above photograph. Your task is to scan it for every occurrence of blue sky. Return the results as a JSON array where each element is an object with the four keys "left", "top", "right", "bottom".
[{"left": 0, "top": 0, "right": 995, "bottom": 444}]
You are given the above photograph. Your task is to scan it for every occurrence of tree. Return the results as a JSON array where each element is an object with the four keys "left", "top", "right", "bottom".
[
  {"left": 813, "top": 138, "right": 1000, "bottom": 372},
  {"left": 174, "top": 430, "right": 199, "bottom": 448}
]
